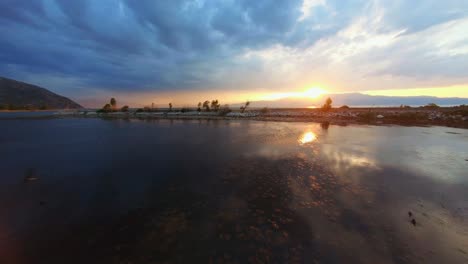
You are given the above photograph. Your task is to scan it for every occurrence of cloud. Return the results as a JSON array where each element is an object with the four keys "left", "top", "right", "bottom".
[{"left": 0, "top": 0, "right": 467, "bottom": 102}]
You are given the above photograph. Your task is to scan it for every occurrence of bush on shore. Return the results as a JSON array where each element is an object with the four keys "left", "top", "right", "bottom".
[
  {"left": 422, "top": 103, "right": 439, "bottom": 109},
  {"left": 260, "top": 107, "right": 270, "bottom": 114},
  {"left": 321, "top": 97, "right": 333, "bottom": 112},
  {"left": 219, "top": 105, "right": 232, "bottom": 116}
]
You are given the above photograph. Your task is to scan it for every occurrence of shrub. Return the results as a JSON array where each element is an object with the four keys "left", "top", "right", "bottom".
[
  {"left": 219, "top": 105, "right": 232, "bottom": 116},
  {"left": 102, "top": 103, "right": 112, "bottom": 113},
  {"left": 339, "top": 105, "right": 350, "bottom": 109},
  {"left": 260, "top": 107, "right": 270, "bottom": 114},
  {"left": 423, "top": 103, "right": 439, "bottom": 109},
  {"left": 121, "top": 105, "right": 129, "bottom": 112}
]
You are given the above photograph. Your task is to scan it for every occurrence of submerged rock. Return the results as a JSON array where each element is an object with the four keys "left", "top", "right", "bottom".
[{"left": 24, "top": 168, "right": 39, "bottom": 182}]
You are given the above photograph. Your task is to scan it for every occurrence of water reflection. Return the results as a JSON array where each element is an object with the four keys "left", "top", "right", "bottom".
[
  {"left": 1, "top": 119, "right": 468, "bottom": 263},
  {"left": 320, "top": 121, "right": 330, "bottom": 130},
  {"left": 299, "top": 131, "right": 317, "bottom": 145}
]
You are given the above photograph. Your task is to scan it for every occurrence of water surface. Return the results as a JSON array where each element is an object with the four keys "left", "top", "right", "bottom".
[{"left": 1, "top": 118, "right": 467, "bottom": 263}]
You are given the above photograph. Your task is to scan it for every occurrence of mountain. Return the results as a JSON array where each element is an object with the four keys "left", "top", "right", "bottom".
[
  {"left": 0, "top": 76, "right": 82, "bottom": 110},
  {"left": 241, "top": 93, "right": 468, "bottom": 108}
]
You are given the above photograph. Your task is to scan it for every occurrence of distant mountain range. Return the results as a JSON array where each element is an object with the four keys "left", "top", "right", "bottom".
[
  {"left": 239, "top": 93, "right": 468, "bottom": 108},
  {"left": 0, "top": 76, "right": 82, "bottom": 110}
]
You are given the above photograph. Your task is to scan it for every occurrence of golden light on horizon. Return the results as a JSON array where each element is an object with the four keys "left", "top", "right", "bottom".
[
  {"left": 304, "top": 87, "right": 326, "bottom": 98},
  {"left": 260, "top": 86, "right": 328, "bottom": 101}
]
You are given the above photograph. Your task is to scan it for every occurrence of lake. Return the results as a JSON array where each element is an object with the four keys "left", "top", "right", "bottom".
[{"left": 1, "top": 117, "right": 467, "bottom": 263}]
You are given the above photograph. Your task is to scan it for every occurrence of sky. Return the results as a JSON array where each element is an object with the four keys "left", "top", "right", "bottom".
[{"left": 0, "top": 0, "right": 467, "bottom": 107}]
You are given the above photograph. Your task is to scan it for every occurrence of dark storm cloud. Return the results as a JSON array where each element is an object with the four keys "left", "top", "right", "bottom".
[
  {"left": 0, "top": 0, "right": 309, "bottom": 91},
  {"left": 0, "top": 0, "right": 466, "bottom": 94}
]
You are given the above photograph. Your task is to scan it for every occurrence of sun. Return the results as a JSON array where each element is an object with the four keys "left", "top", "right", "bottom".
[{"left": 303, "top": 87, "right": 326, "bottom": 98}]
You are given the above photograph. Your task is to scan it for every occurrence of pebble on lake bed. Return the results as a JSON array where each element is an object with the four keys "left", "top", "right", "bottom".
[{"left": 24, "top": 168, "right": 39, "bottom": 182}]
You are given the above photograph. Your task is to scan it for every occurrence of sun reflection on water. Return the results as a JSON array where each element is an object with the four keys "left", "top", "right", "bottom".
[{"left": 299, "top": 131, "right": 317, "bottom": 145}]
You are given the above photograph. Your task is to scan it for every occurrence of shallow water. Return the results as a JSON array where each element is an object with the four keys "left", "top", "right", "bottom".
[{"left": 0, "top": 118, "right": 467, "bottom": 263}]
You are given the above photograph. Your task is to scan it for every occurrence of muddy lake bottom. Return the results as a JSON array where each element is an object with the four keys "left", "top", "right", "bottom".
[{"left": 1, "top": 118, "right": 467, "bottom": 263}]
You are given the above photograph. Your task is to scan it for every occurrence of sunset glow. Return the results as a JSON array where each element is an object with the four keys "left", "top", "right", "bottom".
[
  {"left": 258, "top": 87, "right": 327, "bottom": 102},
  {"left": 304, "top": 87, "right": 326, "bottom": 98}
]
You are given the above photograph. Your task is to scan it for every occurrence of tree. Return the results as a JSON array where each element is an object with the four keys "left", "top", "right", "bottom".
[
  {"left": 202, "top": 100, "right": 211, "bottom": 111},
  {"left": 211, "top": 99, "right": 220, "bottom": 111},
  {"left": 110, "top": 98, "right": 117, "bottom": 110},
  {"left": 121, "top": 105, "right": 129, "bottom": 112},
  {"left": 240, "top": 101, "right": 250, "bottom": 113},
  {"left": 197, "top": 102, "right": 202, "bottom": 112},
  {"left": 169, "top": 102, "right": 173, "bottom": 112},
  {"left": 321, "top": 97, "right": 332, "bottom": 112}
]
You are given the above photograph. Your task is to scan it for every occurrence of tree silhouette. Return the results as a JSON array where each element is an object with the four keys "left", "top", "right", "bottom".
[
  {"left": 110, "top": 98, "right": 117, "bottom": 109},
  {"left": 240, "top": 101, "right": 250, "bottom": 113},
  {"left": 121, "top": 105, "right": 129, "bottom": 112},
  {"left": 202, "top": 101, "right": 210, "bottom": 111},
  {"left": 321, "top": 97, "right": 332, "bottom": 112},
  {"left": 211, "top": 100, "right": 220, "bottom": 111},
  {"left": 197, "top": 102, "right": 202, "bottom": 112},
  {"left": 169, "top": 102, "right": 172, "bottom": 112}
]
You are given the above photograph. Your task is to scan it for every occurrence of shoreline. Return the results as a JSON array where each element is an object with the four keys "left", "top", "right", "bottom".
[{"left": 2, "top": 108, "right": 467, "bottom": 129}]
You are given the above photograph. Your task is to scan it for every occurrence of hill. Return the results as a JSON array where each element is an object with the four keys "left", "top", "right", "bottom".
[
  {"left": 0, "top": 76, "right": 82, "bottom": 110},
  {"left": 240, "top": 93, "right": 468, "bottom": 108}
]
